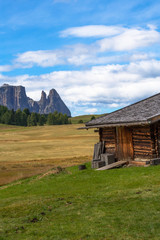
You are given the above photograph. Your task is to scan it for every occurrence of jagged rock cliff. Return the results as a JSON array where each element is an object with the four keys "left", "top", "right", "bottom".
[{"left": 0, "top": 84, "right": 71, "bottom": 116}]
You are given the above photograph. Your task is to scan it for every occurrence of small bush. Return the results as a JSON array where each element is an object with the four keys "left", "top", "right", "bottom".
[{"left": 78, "top": 119, "right": 83, "bottom": 123}]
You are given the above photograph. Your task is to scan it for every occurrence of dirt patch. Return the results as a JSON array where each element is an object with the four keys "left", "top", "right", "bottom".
[
  {"left": 30, "top": 217, "right": 39, "bottom": 223},
  {"left": 36, "top": 168, "right": 59, "bottom": 180},
  {"left": 35, "top": 166, "right": 66, "bottom": 180}
]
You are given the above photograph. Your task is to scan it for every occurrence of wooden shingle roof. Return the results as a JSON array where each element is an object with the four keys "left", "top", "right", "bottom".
[{"left": 85, "top": 93, "right": 160, "bottom": 128}]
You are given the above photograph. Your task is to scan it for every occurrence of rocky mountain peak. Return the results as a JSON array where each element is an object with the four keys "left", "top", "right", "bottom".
[
  {"left": 41, "top": 90, "right": 47, "bottom": 99},
  {"left": 0, "top": 84, "right": 71, "bottom": 116}
]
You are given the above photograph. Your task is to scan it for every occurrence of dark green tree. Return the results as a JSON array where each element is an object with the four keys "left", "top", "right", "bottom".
[
  {"left": 1, "top": 111, "right": 12, "bottom": 124},
  {"left": 90, "top": 115, "right": 95, "bottom": 120},
  {"left": 38, "top": 114, "right": 46, "bottom": 126},
  {"left": 21, "top": 112, "right": 28, "bottom": 126},
  {"left": 30, "top": 113, "right": 37, "bottom": 126},
  {"left": 23, "top": 108, "right": 30, "bottom": 116},
  {"left": 15, "top": 109, "right": 23, "bottom": 126},
  {"left": 47, "top": 113, "right": 53, "bottom": 125},
  {"left": 27, "top": 115, "right": 32, "bottom": 126},
  {"left": 78, "top": 119, "right": 83, "bottom": 123},
  {"left": 0, "top": 105, "right": 8, "bottom": 122}
]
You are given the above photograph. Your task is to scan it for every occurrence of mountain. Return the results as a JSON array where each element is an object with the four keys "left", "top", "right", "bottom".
[{"left": 0, "top": 84, "right": 71, "bottom": 116}]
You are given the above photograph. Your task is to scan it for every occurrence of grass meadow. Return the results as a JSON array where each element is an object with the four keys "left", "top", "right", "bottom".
[
  {"left": 1, "top": 163, "right": 160, "bottom": 239},
  {"left": 1, "top": 123, "right": 160, "bottom": 239},
  {"left": 69, "top": 114, "right": 103, "bottom": 124},
  {"left": 0, "top": 123, "right": 98, "bottom": 185}
]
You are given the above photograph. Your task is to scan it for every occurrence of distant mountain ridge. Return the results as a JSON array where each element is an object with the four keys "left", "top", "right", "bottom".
[{"left": 0, "top": 84, "right": 71, "bottom": 116}]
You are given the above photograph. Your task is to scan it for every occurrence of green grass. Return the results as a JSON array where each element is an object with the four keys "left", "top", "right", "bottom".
[
  {"left": 70, "top": 114, "right": 103, "bottom": 124},
  {"left": 1, "top": 164, "right": 160, "bottom": 239}
]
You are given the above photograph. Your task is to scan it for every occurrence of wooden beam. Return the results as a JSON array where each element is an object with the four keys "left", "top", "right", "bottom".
[{"left": 96, "top": 160, "right": 127, "bottom": 170}]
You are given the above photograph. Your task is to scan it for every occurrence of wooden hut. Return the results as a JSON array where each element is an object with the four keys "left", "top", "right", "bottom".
[{"left": 85, "top": 93, "right": 160, "bottom": 166}]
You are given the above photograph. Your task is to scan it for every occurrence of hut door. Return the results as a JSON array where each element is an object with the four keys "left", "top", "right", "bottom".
[{"left": 117, "top": 127, "right": 133, "bottom": 161}]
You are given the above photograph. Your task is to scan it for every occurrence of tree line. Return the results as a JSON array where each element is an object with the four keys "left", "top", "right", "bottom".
[{"left": 0, "top": 105, "right": 71, "bottom": 126}]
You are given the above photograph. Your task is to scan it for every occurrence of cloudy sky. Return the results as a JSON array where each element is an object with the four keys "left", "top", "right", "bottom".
[{"left": 0, "top": 0, "right": 160, "bottom": 116}]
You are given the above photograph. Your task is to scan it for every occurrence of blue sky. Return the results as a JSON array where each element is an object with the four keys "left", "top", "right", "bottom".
[{"left": 0, "top": 0, "right": 160, "bottom": 116}]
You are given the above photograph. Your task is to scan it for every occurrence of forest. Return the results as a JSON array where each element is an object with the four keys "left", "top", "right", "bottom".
[{"left": 0, "top": 105, "right": 70, "bottom": 126}]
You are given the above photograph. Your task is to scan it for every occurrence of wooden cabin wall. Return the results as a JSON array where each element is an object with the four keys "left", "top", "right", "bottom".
[
  {"left": 150, "top": 121, "right": 160, "bottom": 158},
  {"left": 100, "top": 127, "right": 116, "bottom": 156},
  {"left": 132, "top": 125, "right": 152, "bottom": 160},
  {"left": 157, "top": 122, "right": 160, "bottom": 157},
  {"left": 116, "top": 126, "right": 134, "bottom": 161},
  {"left": 99, "top": 123, "right": 160, "bottom": 161}
]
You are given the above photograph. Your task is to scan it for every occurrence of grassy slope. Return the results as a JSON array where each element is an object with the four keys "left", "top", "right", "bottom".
[
  {"left": 0, "top": 124, "right": 98, "bottom": 185},
  {"left": 1, "top": 164, "right": 160, "bottom": 239},
  {"left": 70, "top": 114, "right": 103, "bottom": 124}
]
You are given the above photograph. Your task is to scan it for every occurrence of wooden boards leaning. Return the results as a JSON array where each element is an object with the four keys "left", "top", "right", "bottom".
[{"left": 96, "top": 160, "right": 127, "bottom": 170}]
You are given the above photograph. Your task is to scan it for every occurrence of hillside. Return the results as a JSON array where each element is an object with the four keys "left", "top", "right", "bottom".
[
  {"left": 1, "top": 164, "right": 160, "bottom": 239},
  {"left": 70, "top": 114, "right": 104, "bottom": 124}
]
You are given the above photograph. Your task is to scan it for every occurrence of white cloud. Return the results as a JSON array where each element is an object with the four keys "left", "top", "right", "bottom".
[
  {"left": 147, "top": 24, "right": 157, "bottom": 30},
  {"left": 98, "top": 28, "right": 160, "bottom": 52},
  {"left": 2, "top": 59, "right": 160, "bottom": 116},
  {"left": 0, "top": 65, "right": 13, "bottom": 72},
  {"left": 10, "top": 25, "right": 160, "bottom": 70},
  {"left": 60, "top": 25, "right": 125, "bottom": 38},
  {"left": 130, "top": 53, "right": 151, "bottom": 61},
  {"left": 15, "top": 44, "right": 95, "bottom": 67},
  {"left": 15, "top": 50, "right": 65, "bottom": 67},
  {"left": 127, "top": 59, "right": 160, "bottom": 77},
  {"left": 108, "top": 103, "right": 120, "bottom": 108},
  {"left": 85, "top": 108, "right": 98, "bottom": 114}
]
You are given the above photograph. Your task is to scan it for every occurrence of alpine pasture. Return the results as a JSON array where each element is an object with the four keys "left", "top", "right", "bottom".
[
  {"left": 0, "top": 123, "right": 98, "bottom": 186},
  {"left": 1, "top": 122, "right": 160, "bottom": 240}
]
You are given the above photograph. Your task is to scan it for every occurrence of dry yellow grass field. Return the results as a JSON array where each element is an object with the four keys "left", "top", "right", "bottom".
[{"left": 0, "top": 124, "right": 98, "bottom": 185}]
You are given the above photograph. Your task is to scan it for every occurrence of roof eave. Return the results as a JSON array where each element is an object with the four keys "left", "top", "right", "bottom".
[{"left": 83, "top": 120, "right": 151, "bottom": 129}]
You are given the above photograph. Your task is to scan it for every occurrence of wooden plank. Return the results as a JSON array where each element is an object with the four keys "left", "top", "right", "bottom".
[
  {"left": 101, "top": 127, "right": 116, "bottom": 156},
  {"left": 105, "top": 144, "right": 115, "bottom": 148},
  {"left": 117, "top": 127, "right": 133, "bottom": 160},
  {"left": 102, "top": 131, "right": 115, "bottom": 134},
  {"left": 96, "top": 160, "right": 127, "bottom": 170},
  {"left": 130, "top": 161, "right": 149, "bottom": 166},
  {"left": 133, "top": 134, "right": 151, "bottom": 138},
  {"left": 134, "top": 155, "right": 151, "bottom": 159},
  {"left": 133, "top": 140, "right": 151, "bottom": 144},
  {"left": 133, "top": 145, "right": 151, "bottom": 150},
  {"left": 103, "top": 140, "right": 114, "bottom": 143},
  {"left": 101, "top": 134, "right": 115, "bottom": 138},
  {"left": 134, "top": 152, "right": 152, "bottom": 157},
  {"left": 133, "top": 136, "right": 151, "bottom": 140},
  {"left": 134, "top": 149, "right": 152, "bottom": 153},
  {"left": 132, "top": 127, "right": 150, "bottom": 132},
  {"left": 102, "top": 134, "right": 115, "bottom": 137},
  {"left": 132, "top": 130, "right": 150, "bottom": 134}
]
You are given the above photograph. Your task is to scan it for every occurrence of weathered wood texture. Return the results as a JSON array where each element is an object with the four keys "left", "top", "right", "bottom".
[
  {"left": 117, "top": 127, "right": 133, "bottom": 160},
  {"left": 96, "top": 160, "right": 127, "bottom": 170},
  {"left": 100, "top": 127, "right": 116, "bottom": 155},
  {"left": 132, "top": 126, "right": 152, "bottom": 160},
  {"left": 157, "top": 122, "right": 160, "bottom": 157},
  {"left": 150, "top": 122, "right": 160, "bottom": 158},
  {"left": 100, "top": 122, "right": 160, "bottom": 161}
]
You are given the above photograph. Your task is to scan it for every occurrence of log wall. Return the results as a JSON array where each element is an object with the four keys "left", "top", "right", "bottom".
[
  {"left": 100, "top": 127, "right": 116, "bottom": 155},
  {"left": 99, "top": 122, "right": 160, "bottom": 161},
  {"left": 150, "top": 121, "right": 160, "bottom": 158},
  {"left": 157, "top": 122, "right": 160, "bottom": 157},
  {"left": 132, "top": 125, "right": 152, "bottom": 160}
]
